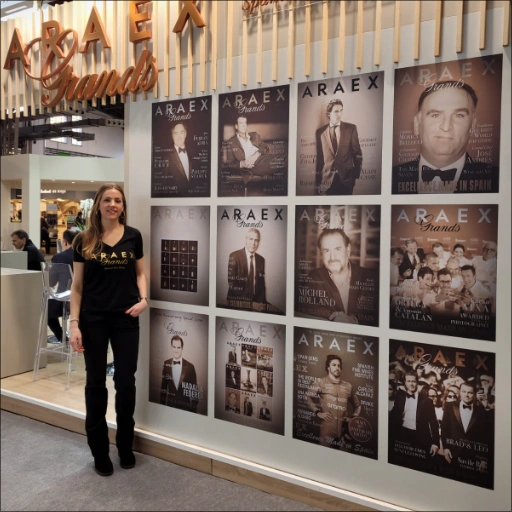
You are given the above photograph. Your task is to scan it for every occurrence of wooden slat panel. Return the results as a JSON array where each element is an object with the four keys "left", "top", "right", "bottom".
[
  {"left": 321, "top": 0, "right": 328, "bottom": 74},
  {"left": 226, "top": 1, "right": 233, "bottom": 87},
  {"left": 413, "top": 0, "right": 421, "bottom": 60},
  {"left": 82, "top": 2, "right": 89, "bottom": 110},
  {"left": 200, "top": 0, "right": 207, "bottom": 92},
  {"left": 152, "top": 0, "right": 158, "bottom": 99},
  {"left": 257, "top": 4, "right": 263, "bottom": 83},
  {"left": 1, "top": 21, "right": 7, "bottom": 120},
  {"left": 479, "top": 1, "right": 487, "bottom": 50},
  {"left": 211, "top": 1, "right": 217, "bottom": 90},
  {"left": 338, "top": 0, "right": 345, "bottom": 72},
  {"left": 176, "top": 32, "right": 182, "bottom": 95},
  {"left": 434, "top": 0, "right": 442, "bottom": 57},
  {"left": 7, "top": 19, "right": 13, "bottom": 119},
  {"left": 111, "top": 1, "right": 117, "bottom": 104},
  {"left": 287, "top": 2, "right": 294, "bottom": 79},
  {"left": 72, "top": 1, "right": 79, "bottom": 109},
  {"left": 53, "top": 4, "right": 61, "bottom": 112},
  {"left": 272, "top": 2, "right": 279, "bottom": 81},
  {"left": 305, "top": 1, "right": 311, "bottom": 77},
  {"left": 456, "top": 1, "right": 463, "bottom": 53},
  {"left": 374, "top": 0, "right": 382, "bottom": 66},
  {"left": 142, "top": 21, "right": 148, "bottom": 100},
  {"left": 91, "top": 1, "right": 97, "bottom": 107},
  {"left": 21, "top": 14, "right": 29, "bottom": 117},
  {"left": 356, "top": 0, "right": 363, "bottom": 69},
  {"left": 102, "top": 0, "right": 108, "bottom": 105},
  {"left": 242, "top": 10, "right": 248, "bottom": 85},
  {"left": 393, "top": 0, "right": 401, "bottom": 63},
  {"left": 188, "top": 24, "right": 193, "bottom": 94},
  {"left": 120, "top": 1, "right": 126, "bottom": 104},
  {"left": 164, "top": 0, "right": 170, "bottom": 97},
  {"left": 503, "top": 0, "right": 510, "bottom": 46}
]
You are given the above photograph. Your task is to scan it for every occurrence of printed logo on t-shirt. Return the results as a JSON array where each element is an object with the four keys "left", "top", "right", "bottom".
[{"left": 90, "top": 250, "right": 136, "bottom": 268}]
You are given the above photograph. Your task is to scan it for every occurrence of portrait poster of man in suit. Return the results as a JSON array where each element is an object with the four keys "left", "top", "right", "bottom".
[
  {"left": 215, "top": 317, "right": 286, "bottom": 435},
  {"left": 149, "top": 308, "right": 208, "bottom": 416},
  {"left": 151, "top": 96, "right": 212, "bottom": 198},
  {"left": 296, "top": 72, "right": 384, "bottom": 196},
  {"left": 218, "top": 86, "right": 289, "bottom": 197},
  {"left": 294, "top": 205, "right": 380, "bottom": 327},
  {"left": 389, "top": 205, "right": 498, "bottom": 341},
  {"left": 389, "top": 340, "right": 495, "bottom": 489},
  {"left": 216, "top": 206, "right": 287, "bottom": 315},
  {"left": 392, "top": 55, "right": 502, "bottom": 194},
  {"left": 293, "top": 327, "right": 379, "bottom": 459}
]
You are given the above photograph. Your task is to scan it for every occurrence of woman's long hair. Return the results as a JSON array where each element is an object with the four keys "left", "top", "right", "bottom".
[{"left": 73, "top": 183, "right": 127, "bottom": 260}]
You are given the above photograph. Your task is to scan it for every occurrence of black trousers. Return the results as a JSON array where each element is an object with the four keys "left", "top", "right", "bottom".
[
  {"left": 80, "top": 311, "right": 139, "bottom": 458},
  {"left": 41, "top": 231, "right": 51, "bottom": 253},
  {"left": 326, "top": 173, "right": 355, "bottom": 195}
]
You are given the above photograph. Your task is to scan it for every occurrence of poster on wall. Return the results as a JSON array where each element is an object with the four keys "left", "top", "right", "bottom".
[
  {"left": 149, "top": 308, "right": 208, "bottom": 416},
  {"left": 151, "top": 96, "right": 212, "bottom": 198},
  {"left": 293, "top": 327, "right": 378, "bottom": 459},
  {"left": 294, "top": 205, "right": 380, "bottom": 327},
  {"left": 296, "top": 72, "right": 384, "bottom": 196},
  {"left": 216, "top": 205, "right": 287, "bottom": 315},
  {"left": 392, "top": 55, "right": 502, "bottom": 194},
  {"left": 218, "top": 85, "right": 289, "bottom": 197},
  {"left": 390, "top": 204, "right": 498, "bottom": 341},
  {"left": 215, "top": 316, "right": 285, "bottom": 435},
  {"left": 150, "top": 206, "right": 210, "bottom": 306},
  {"left": 388, "top": 339, "right": 495, "bottom": 489}
]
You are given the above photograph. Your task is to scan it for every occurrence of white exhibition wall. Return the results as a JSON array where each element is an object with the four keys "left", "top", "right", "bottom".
[{"left": 125, "top": 9, "right": 511, "bottom": 512}]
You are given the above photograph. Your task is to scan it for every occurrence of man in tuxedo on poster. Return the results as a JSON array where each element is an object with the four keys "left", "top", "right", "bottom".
[
  {"left": 392, "top": 81, "right": 499, "bottom": 194},
  {"left": 259, "top": 401, "right": 271, "bottom": 421},
  {"left": 316, "top": 99, "right": 363, "bottom": 195},
  {"left": 227, "top": 228, "right": 267, "bottom": 311},
  {"left": 307, "top": 228, "right": 376, "bottom": 324},
  {"left": 167, "top": 122, "right": 195, "bottom": 196},
  {"left": 389, "top": 372, "right": 440, "bottom": 457},
  {"left": 160, "top": 335, "right": 198, "bottom": 413}
]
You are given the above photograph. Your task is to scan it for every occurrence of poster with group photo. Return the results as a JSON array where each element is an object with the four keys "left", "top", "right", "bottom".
[
  {"left": 388, "top": 339, "right": 495, "bottom": 489},
  {"left": 151, "top": 96, "right": 212, "bottom": 198},
  {"left": 293, "top": 327, "right": 379, "bottom": 459},
  {"left": 297, "top": 72, "right": 384, "bottom": 196},
  {"left": 294, "top": 205, "right": 380, "bottom": 327},
  {"left": 218, "top": 85, "right": 289, "bottom": 197},
  {"left": 149, "top": 308, "right": 208, "bottom": 416},
  {"left": 215, "top": 316, "right": 285, "bottom": 435},
  {"left": 392, "top": 55, "right": 502, "bottom": 194},
  {"left": 390, "top": 205, "right": 498, "bottom": 341},
  {"left": 216, "top": 206, "right": 287, "bottom": 315},
  {"left": 150, "top": 206, "right": 210, "bottom": 306}
]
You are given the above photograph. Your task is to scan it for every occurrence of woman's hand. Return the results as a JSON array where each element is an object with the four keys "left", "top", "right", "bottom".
[
  {"left": 126, "top": 299, "right": 148, "bottom": 317},
  {"left": 70, "top": 325, "right": 84, "bottom": 353}
]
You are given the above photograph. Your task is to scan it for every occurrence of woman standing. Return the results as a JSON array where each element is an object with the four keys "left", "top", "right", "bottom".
[{"left": 70, "top": 183, "right": 148, "bottom": 477}]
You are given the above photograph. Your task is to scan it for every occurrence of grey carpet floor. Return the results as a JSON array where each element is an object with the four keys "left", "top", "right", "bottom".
[{"left": 1, "top": 410, "right": 321, "bottom": 511}]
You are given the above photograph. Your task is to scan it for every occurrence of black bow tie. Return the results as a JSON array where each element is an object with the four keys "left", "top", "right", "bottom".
[
  {"left": 178, "top": 147, "right": 186, "bottom": 154},
  {"left": 173, "top": 361, "right": 181, "bottom": 365},
  {"left": 463, "top": 404, "right": 472, "bottom": 410},
  {"left": 406, "top": 393, "right": 416, "bottom": 399},
  {"left": 422, "top": 165, "right": 457, "bottom": 183}
]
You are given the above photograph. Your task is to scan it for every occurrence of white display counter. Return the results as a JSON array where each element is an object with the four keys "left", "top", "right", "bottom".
[{"left": 0, "top": 251, "right": 27, "bottom": 270}]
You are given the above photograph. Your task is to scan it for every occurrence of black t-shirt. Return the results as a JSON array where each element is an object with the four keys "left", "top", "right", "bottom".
[{"left": 74, "top": 226, "right": 144, "bottom": 313}]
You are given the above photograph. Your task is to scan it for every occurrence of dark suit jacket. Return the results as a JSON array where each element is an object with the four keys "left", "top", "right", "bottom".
[
  {"left": 48, "top": 249, "right": 74, "bottom": 318},
  {"left": 316, "top": 122, "right": 363, "bottom": 192},
  {"left": 227, "top": 248, "right": 266, "bottom": 304},
  {"left": 259, "top": 407, "right": 271, "bottom": 420},
  {"left": 389, "top": 389, "right": 440, "bottom": 447},
  {"left": 160, "top": 358, "right": 198, "bottom": 412},
  {"left": 441, "top": 402, "right": 491, "bottom": 450},
  {"left": 228, "top": 351, "right": 237, "bottom": 364},
  {"left": 244, "top": 401, "right": 253, "bottom": 416},
  {"left": 399, "top": 249, "right": 426, "bottom": 279},
  {"left": 166, "top": 145, "right": 195, "bottom": 196},
  {"left": 226, "top": 376, "right": 239, "bottom": 388},
  {"left": 225, "top": 405, "right": 240, "bottom": 413},
  {"left": 392, "top": 154, "right": 499, "bottom": 194},
  {"left": 305, "top": 263, "right": 378, "bottom": 326},
  {"left": 223, "top": 132, "right": 268, "bottom": 168},
  {"left": 257, "top": 383, "right": 273, "bottom": 397},
  {"left": 24, "top": 239, "right": 45, "bottom": 271}
]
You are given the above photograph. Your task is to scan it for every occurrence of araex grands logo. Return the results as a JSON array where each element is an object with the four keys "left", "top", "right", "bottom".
[{"left": 2, "top": 0, "right": 206, "bottom": 108}]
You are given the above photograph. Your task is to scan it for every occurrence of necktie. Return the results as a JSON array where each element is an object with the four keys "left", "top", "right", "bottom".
[
  {"left": 173, "top": 361, "right": 181, "bottom": 365},
  {"left": 421, "top": 165, "right": 457, "bottom": 183},
  {"left": 406, "top": 393, "right": 416, "bottom": 399},
  {"left": 178, "top": 147, "right": 186, "bottom": 154},
  {"left": 463, "top": 404, "right": 472, "bottom": 410},
  {"left": 248, "top": 255, "right": 255, "bottom": 297},
  {"left": 329, "top": 125, "right": 338, "bottom": 154}
]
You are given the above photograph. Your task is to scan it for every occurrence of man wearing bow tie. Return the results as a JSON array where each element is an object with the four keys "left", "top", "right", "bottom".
[
  {"left": 225, "top": 391, "right": 240, "bottom": 414},
  {"left": 389, "top": 372, "right": 440, "bottom": 458},
  {"left": 316, "top": 99, "right": 363, "bottom": 195},
  {"left": 160, "top": 335, "right": 198, "bottom": 412},
  {"left": 441, "top": 381, "right": 493, "bottom": 472},
  {"left": 166, "top": 122, "right": 195, "bottom": 196},
  {"left": 392, "top": 81, "right": 499, "bottom": 194}
]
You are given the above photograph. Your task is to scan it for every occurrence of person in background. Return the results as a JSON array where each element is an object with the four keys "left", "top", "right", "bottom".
[
  {"left": 74, "top": 211, "right": 86, "bottom": 231},
  {"left": 70, "top": 183, "right": 148, "bottom": 477},
  {"left": 452, "top": 244, "right": 471, "bottom": 267},
  {"left": 47, "top": 229, "right": 79, "bottom": 344},
  {"left": 11, "top": 230, "right": 45, "bottom": 271},
  {"left": 40, "top": 212, "right": 51, "bottom": 254}
]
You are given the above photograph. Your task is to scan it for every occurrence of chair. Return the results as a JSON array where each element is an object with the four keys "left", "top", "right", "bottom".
[{"left": 33, "top": 262, "right": 78, "bottom": 390}]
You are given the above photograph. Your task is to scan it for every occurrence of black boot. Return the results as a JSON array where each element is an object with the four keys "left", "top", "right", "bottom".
[
  {"left": 94, "top": 455, "right": 113, "bottom": 476},
  {"left": 119, "top": 451, "right": 136, "bottom": 469}
]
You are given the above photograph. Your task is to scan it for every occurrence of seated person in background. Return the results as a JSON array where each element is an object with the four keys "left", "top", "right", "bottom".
[
  {"left": 40, "top": 212, "right": 51, "bottom": 255},
  {"left": 47, "top": 229, "right": 79, "bottom": 344},
  {"left": 11, "top": 230, "right": 45, "bottom": 271}
]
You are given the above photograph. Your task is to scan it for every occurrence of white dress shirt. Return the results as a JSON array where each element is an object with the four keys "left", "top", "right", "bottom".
[
  {"left": 172, "top": 357, "right": 183, "bottom": 387},
  {"left": 237, "top": 133, "right": 259, "bottom": 161},
  {"left": 403, "top": 391, "right": 419, "bottom": 430},
  {"left": 330, "top": 265, "right": 351, "bottom": 313},
  {"left": 329, "top": 123, "right": 341, "bottom": 147},
  {"left": 460, "top": 401, "right": 473, "bottom": 433},
  {"left": 175, "top": 145, "right": 190, "bottom": 180},
  {"left": 471, "top": 256, "right": 497, "bottom": 285},
  {"left": 418, "top": 154, "right": 466, "bottom": 194}
]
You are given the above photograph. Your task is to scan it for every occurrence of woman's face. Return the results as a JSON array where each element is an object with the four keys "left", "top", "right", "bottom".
[
  {"left": 454, "top": 247, "right": 464, "bottom": 259},
  {"left": 446, "top": 388, "right": 459, "bottom": 402},
  {"left": 98, "top": 188, "right": 124, "bottom": 221}
]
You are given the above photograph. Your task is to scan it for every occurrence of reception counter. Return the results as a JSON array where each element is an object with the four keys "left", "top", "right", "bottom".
[{"left": 1, "top": 268, "right": 45, "bottom": 378}]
